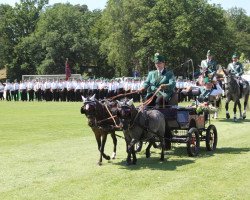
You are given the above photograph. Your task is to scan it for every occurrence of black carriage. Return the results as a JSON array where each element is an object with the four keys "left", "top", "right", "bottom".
[{"left": 155, "top": 105, "right": 217, "bottom": 156}]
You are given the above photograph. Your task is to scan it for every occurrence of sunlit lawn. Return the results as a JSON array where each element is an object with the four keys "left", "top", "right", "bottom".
[{"left": 0, "top": 100, "right": 249, "bottom": 200}]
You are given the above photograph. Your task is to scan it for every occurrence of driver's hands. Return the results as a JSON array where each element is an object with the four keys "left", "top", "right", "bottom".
[
  {"left": 160, "top": 84, "right": 168, "bottom": 90},
  {"left": 138, "top": 88, "right": 145, "bottom": 93}
]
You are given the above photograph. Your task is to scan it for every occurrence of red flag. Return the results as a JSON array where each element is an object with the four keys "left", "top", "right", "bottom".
[{"left": 65, "top": 58, "right": 71, "bottom": 80}]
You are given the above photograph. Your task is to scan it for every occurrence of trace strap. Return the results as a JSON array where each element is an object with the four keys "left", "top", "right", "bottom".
[{"left": 104, "top": 103, "right": 120, "bottom": 129}]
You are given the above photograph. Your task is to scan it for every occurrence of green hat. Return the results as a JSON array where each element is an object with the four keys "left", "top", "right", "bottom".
[
  {"left": 207, "top": 50, "right": 212, "bottom": 56},
  {"left": 153, "top": 53, "right": 165, "bottom": 63},
  {"left": 204, "top": 77, "right": 211, "bottom": 84},
  {"left": 232, "top": 53, "right": 238, "bottom": 59}
]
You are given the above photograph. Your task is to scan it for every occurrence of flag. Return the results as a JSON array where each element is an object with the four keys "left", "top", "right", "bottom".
[{"left": 65, "top": 58, "right": 71, "bottom": 80}]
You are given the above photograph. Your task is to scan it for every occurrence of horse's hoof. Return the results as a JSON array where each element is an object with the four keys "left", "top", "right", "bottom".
[
  {"left": 233, "top": 118, "right": 237, "bottom": 122},
  {"left": 243, "top": 114, "right": 246, "bottom": 119},
  {"left": 111, "top": 152, "right": 116, "bottom": 159},
  {"left": 132, "top": 159, "right": 137, "bottom": 165},
  {"left": 213, "top": 112, "right": 218, "bottom": 119},
  {"left": 226, "top": 113, "right": 230, "bottom": 119},
  {"left": 146, "top": 152, "right": 151, "bottom": 158},
  {"left": 103, "top": 155, "right": 110, "bottom": 160},
  {"left": 126, "top": 161, "right": 132, "bottom": 166},
  {"left": 97, "top": 162, "right": 102, "bottom": 166}
]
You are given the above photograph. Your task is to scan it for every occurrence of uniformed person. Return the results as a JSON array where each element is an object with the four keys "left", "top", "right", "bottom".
[
  {"left": 12, "top": 79, "right": 19, "bottom": 101},
  {"left": 197, "top": 77, "right": 223, "bottom": 103},
  {"left": 19, "top": 80, "right": 27, "bottom": 101},
  {"left": 4, "top": 80, "right": 12, "bottom": 101},
  {"left": 140, "top": 53, "right": 176, "bottom": 107},
  {"left": 0, "top": 82, "right": 4, "bottom": 100},
  {"left": 227, "top": 53, "right": 244, "bottom": 97},
  {"left": 200, "top": 50, "right": 217, "bottom": 78},
  {"left": 227, "top": 53, "right": 244, "bottom": 77}
]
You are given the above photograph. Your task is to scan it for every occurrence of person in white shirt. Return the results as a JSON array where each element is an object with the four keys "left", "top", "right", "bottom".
[
  {"left": 58, "top": 79, "right": 66, "bottom": 101},
  {"left": 107, "top": 79, "right": 117, "bottom": 98},
  {"left": 74, "top": 79, "right": 82, "bottom": 101},
  {"left": 34, "top": 80, "right": 42, "bottom": 101},
  {"left": 12, "top": 79, "right": 19, "bottom": 101},
  {"left": 51, "top": 79, "right": 59, "bottom": 101},
  {"left": 81, "top": 80, "right": 89, "bottom": 98},
  {"left": 0, "top": 82, "right": 4, "bottom": 100},
  {"left": 98, "top": 80, "right": 106, "bottom": 99},
  {"left": 4, "top": 80, "right": 12, "bottom": 101},
  {"left": 66, "top": 79, "right": 74, "bottom": 101},
  {"left": 44, "top": 79, "right": 52, "bottom": 101},
  {"left": 19, "top": 80, "right": 27, "bottom": 101},
  {"left": 27, "top": 80, "right": 34, "bottom": 101}
]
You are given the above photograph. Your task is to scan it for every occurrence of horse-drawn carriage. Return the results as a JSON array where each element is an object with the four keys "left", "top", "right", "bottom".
[
  {"left": 81, "top": 93, "right": 218, "bottom": 165},
  {"left": 155, "top": 105, "right": 218, "bottom": 157}
]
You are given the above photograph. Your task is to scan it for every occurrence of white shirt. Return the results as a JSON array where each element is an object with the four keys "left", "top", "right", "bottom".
[{"left": 210, "top": 83, "right": 223, "bottom": 96}]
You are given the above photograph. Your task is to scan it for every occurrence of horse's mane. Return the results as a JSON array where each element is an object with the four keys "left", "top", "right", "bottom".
[
  {"left": 94, "top": 100, "right": 109, "bottom": 120},
  {"left": 228, "top": 75, "right": 240, "bottom": 95}
]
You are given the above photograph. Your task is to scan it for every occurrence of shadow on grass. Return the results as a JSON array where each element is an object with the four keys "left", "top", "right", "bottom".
[
  {"left": 215, "top": 118, "right": 250, "bottom": 123},
  {"left": 115, "top": 157, "right": 195, "bottom": 171},
  {"left": 114, "top": 146, "right": 250, "bottom": 170},
  {"left": 114, "top": 147, "right": 195, "bottom": 170},
  {"left": 214, "top": 147, "right": 250, "bottom": 154}
]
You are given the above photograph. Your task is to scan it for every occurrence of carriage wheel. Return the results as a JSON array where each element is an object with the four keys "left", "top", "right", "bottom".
[
  {"left": 205, "top": 125, "right": 218, "bottom": 151},
  {"left": 134, "top": 141, "right": 143, "bottom": 153},
  {"left": 187, "top": 127, "right": 200, "bottom": 157}
]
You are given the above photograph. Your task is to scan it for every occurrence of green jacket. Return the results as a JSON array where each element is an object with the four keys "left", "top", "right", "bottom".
[
  {"left": 200, "top": 59, "right": 217, "bottom": 74},
  {"left": 143, "top": 68, "right": 176, "bottom": 100},
  {"left": 227, "top": 62, "right": 244, "bottom": 76}
]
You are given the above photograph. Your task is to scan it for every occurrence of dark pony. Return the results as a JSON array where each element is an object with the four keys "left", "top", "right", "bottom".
[
  {"left": 223, "top": 70, "right": 250, "bottom": 121},
  {"left": 80, "top": 94, "right": 119, "bottom": 165},
  {"left": 117, "top": 99, "right": 166, "bottom": 165}
]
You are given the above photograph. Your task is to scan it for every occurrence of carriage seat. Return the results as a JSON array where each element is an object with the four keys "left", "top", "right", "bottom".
[{"left": 167, "top": 92, "right": 179, "bottom": 106}]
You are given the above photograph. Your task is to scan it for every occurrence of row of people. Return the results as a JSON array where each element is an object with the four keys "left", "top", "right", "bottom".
[
  {"left": 0, "top": 79, "right": 144, "bottom": 102},
  {"left": 0, "top": 51, "right": 245, "bottom": 104}
]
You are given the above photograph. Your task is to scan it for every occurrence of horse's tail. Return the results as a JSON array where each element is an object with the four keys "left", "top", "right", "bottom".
[
  {"left": 244, "top": 87, "right": 250, "bottom": 110},
  {"left": 243, "top": 82, "right": 250, "bottom": 110}
]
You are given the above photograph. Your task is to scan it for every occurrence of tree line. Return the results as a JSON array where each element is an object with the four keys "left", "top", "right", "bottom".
[{"left": 0, "top": 0, "right": 249, "bottom": 81}]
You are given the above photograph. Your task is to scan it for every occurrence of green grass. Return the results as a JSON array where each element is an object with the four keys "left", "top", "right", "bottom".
[{"left": 0, "top": 101, "right": 249, "bottom": 200}]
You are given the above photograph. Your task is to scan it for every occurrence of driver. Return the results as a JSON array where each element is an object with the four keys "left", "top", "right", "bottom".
[{"left": 139, "top": 52, "right": 176, "bottom": 108}]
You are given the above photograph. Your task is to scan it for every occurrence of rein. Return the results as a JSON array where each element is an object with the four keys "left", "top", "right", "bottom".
[
  {"left": 96, "top": 115, "right": 117, "bottom": 124},
  {"left": 137, "top": 87, "right": 162, "bottom": 110},
  {"left": 104, "top": 103, "right": 121, "bottom": 129},
  {"left": 124, "top": 88, "right": 162, "bottom": 129},
  {"left": 109, "top": 91, "right": 139, "bottom": 100}
]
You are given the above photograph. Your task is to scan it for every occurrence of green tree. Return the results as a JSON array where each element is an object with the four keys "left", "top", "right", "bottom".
[
  {"left": 0, "top": 4, "right": 13, "bottom": 68},
  {"left": 100, "top": 0, "right": 235, "bottom": 77},
  {"left": 226, "top": 7, "right": 250, "bottom": 59},
  {"left": 0, "top": 0, "right": 48, "bottom": 80},
  {"left": 34, "top": 3, "right": 96, "bottom": 75}
]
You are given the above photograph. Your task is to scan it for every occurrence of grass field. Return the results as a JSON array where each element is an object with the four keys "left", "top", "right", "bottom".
[{"left": 0, "top": 101, "right": 249, "bottom": 200}]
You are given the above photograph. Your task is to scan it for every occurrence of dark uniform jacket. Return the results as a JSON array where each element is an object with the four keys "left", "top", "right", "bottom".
[
  {"left": 200, "top": 59, "right": 217, "bottom": 74},
  {"left": 227, "top": 62, "right": 244, "bottom": 76},
  {"left": 143, "top": 68, "right": 176, "bottom": 100}
]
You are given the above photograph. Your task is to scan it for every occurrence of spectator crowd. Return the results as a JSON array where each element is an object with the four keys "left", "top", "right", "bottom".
[{"left": 0, "top": 78, "right": 144, "bottom": 102}]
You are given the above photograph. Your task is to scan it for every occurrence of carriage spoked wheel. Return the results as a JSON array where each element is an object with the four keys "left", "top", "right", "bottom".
[
  {"left": 205, "top": 125, "right": 218, "bottom": 151},
  {"left": 187, "top": 127, "right": 200, "bottom": 157}
]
